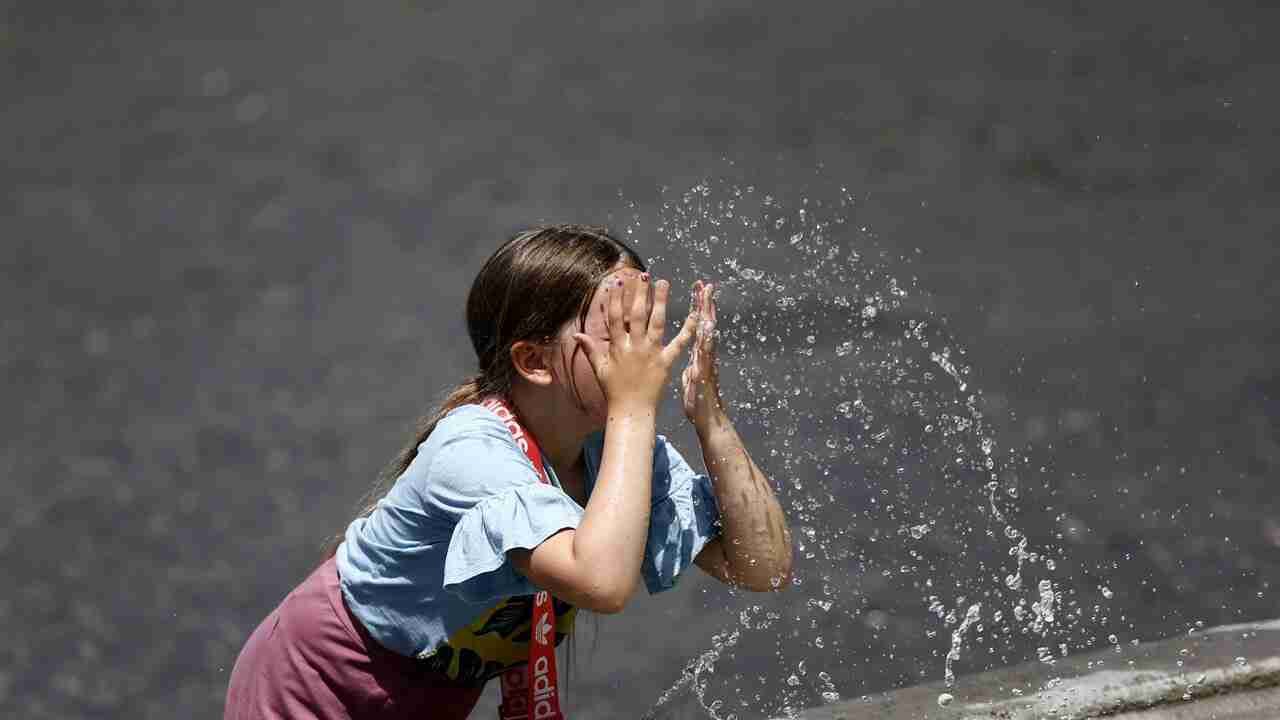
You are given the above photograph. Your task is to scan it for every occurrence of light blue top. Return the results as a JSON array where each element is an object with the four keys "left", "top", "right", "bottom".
[{"left": 336, "top": 404, "right": 722, "bottom": 667}]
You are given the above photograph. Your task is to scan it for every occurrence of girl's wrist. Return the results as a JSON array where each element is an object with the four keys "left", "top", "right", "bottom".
[
  {"left": 691, "top": 404, "right": 730, "bottom": 437},
  {"left": 607, "top": 393, "right": 660, "bottom": 417}
]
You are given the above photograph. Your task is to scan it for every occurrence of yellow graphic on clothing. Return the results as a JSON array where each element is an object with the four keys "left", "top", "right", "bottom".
[{"left": 419, "top": 595, "right": 577, "bottom": 686}]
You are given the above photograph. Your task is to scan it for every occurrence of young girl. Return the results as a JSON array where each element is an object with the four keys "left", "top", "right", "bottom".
[{"left": 224, "top": 225, "right": 793, "bottom": 719}]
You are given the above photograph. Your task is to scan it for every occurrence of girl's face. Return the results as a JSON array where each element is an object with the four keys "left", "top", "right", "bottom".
[{"left": 553, "top": 262, "right": 647, "bottom": 429}]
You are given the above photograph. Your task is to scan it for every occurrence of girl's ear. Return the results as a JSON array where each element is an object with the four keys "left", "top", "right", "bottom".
[{"left": 510, "top": 340, "right": 554, "bottom": 387}]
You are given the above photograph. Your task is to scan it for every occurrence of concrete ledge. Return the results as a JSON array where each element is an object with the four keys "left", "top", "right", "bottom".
[
  {"left": 1106, "top": 685, "right": 1280, "bottom": 719},
  {"left": 798, "top": 620, "right": 1280, "bottom": 720}
]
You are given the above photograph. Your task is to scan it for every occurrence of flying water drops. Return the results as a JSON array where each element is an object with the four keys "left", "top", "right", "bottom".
[{"left": 621, "top": 177, "right": 1106, "bottom": 719}]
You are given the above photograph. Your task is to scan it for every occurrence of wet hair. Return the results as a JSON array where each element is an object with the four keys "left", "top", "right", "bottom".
[{"left": 325, "top": 224, "right": 646, "bottom": 556}]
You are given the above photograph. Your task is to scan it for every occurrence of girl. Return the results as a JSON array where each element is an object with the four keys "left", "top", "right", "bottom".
[{"left": 224, "top": 225, "right": 792, "bottom": 719}]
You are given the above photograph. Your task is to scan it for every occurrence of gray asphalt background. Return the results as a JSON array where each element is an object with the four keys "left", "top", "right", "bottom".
[{"left": 3, "top": 1, "right": 1278, "bottom": 718}]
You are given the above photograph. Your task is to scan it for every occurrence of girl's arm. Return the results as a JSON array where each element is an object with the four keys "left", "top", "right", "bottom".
[
  {"left": 684, "top": 282, "right": 794, "bottom": 590},
  {"left": 510, "top": 275, "right": 696, "bottom": 613},
  {"left": 692, "top": 413, "right": 793, "bottom": 590},
  {"left": 510, "top": 410, "right": 656, "bottom": 613}
]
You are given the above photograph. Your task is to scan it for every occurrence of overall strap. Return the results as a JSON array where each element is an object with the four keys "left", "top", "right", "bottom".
[{"left": 477, "top": 397, "right": 565, "bottom": 720}]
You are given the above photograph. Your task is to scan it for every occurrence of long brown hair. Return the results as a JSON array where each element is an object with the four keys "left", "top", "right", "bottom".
[{"left": 324, "top": 224, "right": 646, "bottom": 556}]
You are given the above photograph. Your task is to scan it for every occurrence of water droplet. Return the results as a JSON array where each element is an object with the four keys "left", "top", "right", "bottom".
[
  {"left": 235, "top": 93, "right": 270, "bottom": 123},
  {"left": 1100, "top": 586, "right": 1114, "bottom": 599},
  {"left": 936, "top": 693, "right": 954, "bottom": 707},
  {"left": 201, "top": 68, "right": 231, "bottom": 96},
  {"left": 84, "top": 328, "right": 111, "bottom": 356}
]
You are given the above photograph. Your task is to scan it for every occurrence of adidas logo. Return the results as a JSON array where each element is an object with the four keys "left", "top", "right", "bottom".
[{"left": 535, "top": 609, "right": 553, "bottom": 645}]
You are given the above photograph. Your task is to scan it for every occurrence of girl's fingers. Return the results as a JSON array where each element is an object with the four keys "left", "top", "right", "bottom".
[
  {"left": 622, "top": 275, "right": 640, "bottom": 336},
  {"left": 605, "top": 276, "right": 625, "bottom": 342},
  {"left": 663, "top": 301, "right": 698, "bottom": 362},
  {"left": 647, "top": 279, "right": 670, "bottom": 342},
  {"left": 629, "top": 274, "right": 651, "bottom": 340},
  {"left": 702, "top": 283, "right": 717, "bottom": 352}
]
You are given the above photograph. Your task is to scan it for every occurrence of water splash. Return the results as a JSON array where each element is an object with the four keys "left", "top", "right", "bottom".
[
  {"left": 620, "top": 177, "right": 1104, "bottom": 719},
  {"left": 944, "top": 603, "right": 982, "bottom": 687},
  {"left": 644, "top": 629, "right": 742, "bottom": 720}
]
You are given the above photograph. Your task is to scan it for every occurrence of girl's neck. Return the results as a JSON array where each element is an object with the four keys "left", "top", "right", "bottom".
[{"left": 507, "top": 383, "right": 591, "bottom": 479}]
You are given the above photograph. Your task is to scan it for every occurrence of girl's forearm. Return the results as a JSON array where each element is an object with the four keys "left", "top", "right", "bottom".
[
  {"left": 696, "top": 411, "right": 793, "bottom": 588},
  {"left": 573, "top": 407, "right": 655, "bottom": 605}
]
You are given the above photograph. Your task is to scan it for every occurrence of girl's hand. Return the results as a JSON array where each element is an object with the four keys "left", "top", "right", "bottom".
[
  {"left": 574, "top": 274, "right": 697, "bottom": 414},
  {"left": 681, "top": 280, "right": 723, "bottom": 425}
]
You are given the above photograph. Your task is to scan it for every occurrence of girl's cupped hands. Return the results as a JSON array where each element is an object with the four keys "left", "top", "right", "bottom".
[
  {"left": 682, "top": 280, "right": 724, "bottom": 426},
  {"left": 574, "top": 273, "right": 697, "bottom": 413}
]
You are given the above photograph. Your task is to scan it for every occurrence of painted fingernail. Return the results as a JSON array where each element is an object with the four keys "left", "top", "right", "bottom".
[
  {"left": 640, "top": 272, "right": 650, "bottom": 281},
  {"left": 615, "top": 278, "right": 624, "bottom": 287}
]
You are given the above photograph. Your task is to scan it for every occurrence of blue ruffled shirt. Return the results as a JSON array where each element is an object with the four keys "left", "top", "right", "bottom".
[{"left": 336, "top": 404, "right": 721, "bottom": 682}]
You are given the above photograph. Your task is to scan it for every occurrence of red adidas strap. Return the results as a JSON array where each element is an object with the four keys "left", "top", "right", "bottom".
[{"left": 479, "top": 397, "right": 565, "bottom": 720}]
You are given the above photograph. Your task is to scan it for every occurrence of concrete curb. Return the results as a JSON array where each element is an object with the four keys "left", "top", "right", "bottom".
[{"left": 797, "top": 620, "right": 1280, "bottom": 719}]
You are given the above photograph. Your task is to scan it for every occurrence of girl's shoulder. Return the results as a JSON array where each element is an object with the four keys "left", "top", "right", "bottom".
[
  {"left": 406, "top": 404, "right": 538, "bottom": 503},
  {"left": 427, "top": 404, "right": 517, "bottom": 451}
]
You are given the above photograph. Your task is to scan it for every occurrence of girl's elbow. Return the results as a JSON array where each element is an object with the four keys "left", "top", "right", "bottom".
[
  {"left": 769, "top": 562, "right": 794, "bottom": 591},
  {"left": 593, "top": 593, "right": 629, "bottom": 615},
  {"left": 581, "top": 576, "right": 637, "bottom": 614},
  {"left": 775, "top": 548, "right": 795, "bottom": 589},
  {"left": 748, "top": 568, "right": 792, "bottom": 593},
  {"left": 750, "top": 553, "right": 794, "bottom": 592}
]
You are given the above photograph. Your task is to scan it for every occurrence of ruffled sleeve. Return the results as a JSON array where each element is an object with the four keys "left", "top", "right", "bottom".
[
  {"left": 418, "top": 406, "right": 584, "bottom": 604},
  {"left": 442, "top": 482, "right": 583, "bottom": 603}
]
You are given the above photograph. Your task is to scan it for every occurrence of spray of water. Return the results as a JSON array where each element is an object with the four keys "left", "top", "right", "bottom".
[{"left": 615, "top": 177, "right": 1104, "bottom": 719}]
